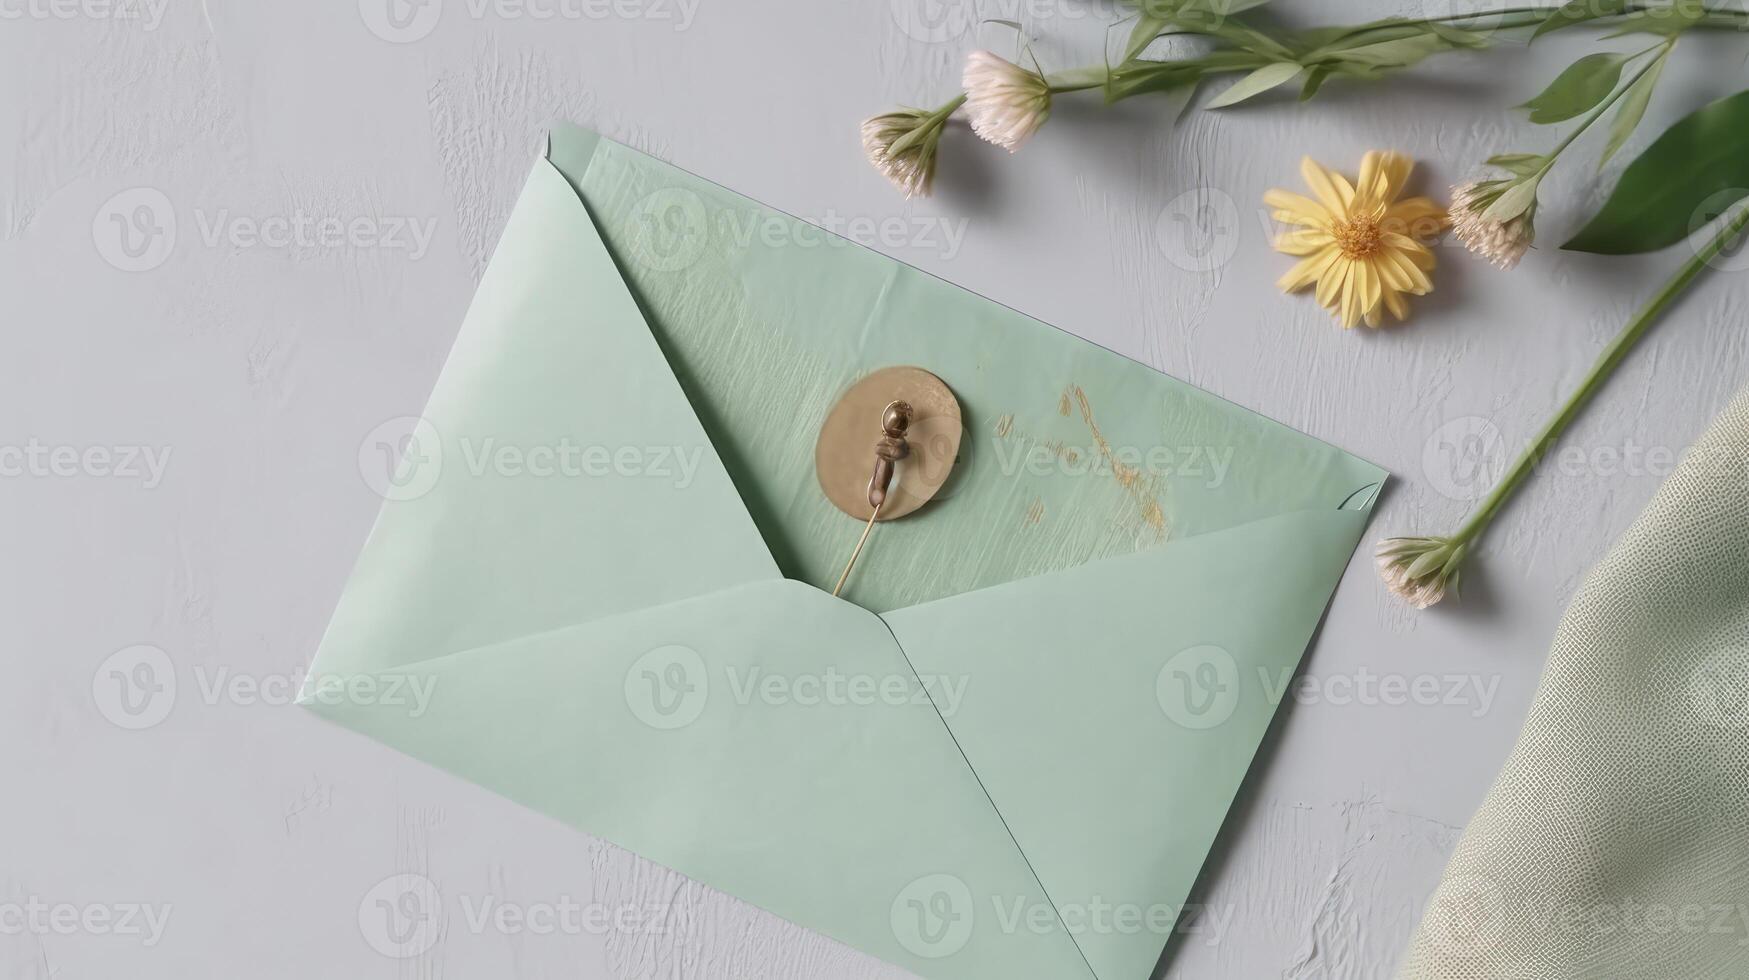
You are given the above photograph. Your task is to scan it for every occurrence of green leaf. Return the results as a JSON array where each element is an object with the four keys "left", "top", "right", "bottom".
[
  {"left": 1519, "top": 52, "right": 1631, "bottom": 124},
  {"left": 1128, "top": 0, "right": 1289, "bottom": 58},
  {"left": 1601, "top": 49, "right": 1668, "bottom": 165},
  {"left": 1205, "top": 61, "right": 1302, "bottom": 107},
  {"left": 1426, "top": 22, "right": 1490, "bottom": 48},
  {"left": 1533, "top": 0, "right": 1631, "bottom": 40},
  {"left": 1325, "top": 33, "right": 1458, "bottom": 70},
  {"left": 1486, "top": 153, "right": 1546, "bottom": 176},
  {"left": 1481, "top": 178, "right": 1540, "bottom": 224},
  {"left": 1104, "top": 54, "right": 1235, "bottom": 101},
  {"left": 1299, "top": 66, "right": 1330, "bottom": 101},
  {"left": 1463, "top": 178, "right": 1511, "bottom": 200},
  {"left": 1296, "top": 17, "right": 1481, "bottom": 54},
  {"left": 1123, "top": 13, "right": 1170, "bottom": 62},
  {"left": 1566, "top": 88, "right": 1749, "bottom": 254}
]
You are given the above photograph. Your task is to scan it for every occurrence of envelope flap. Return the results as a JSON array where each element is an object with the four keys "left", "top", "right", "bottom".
[
  {"left": 540, "top": 123, "right": 1387, "bottom": 614},
  {"left": 309, "top": 579, "right": 1097, "bottom": 980},
  {"left": 314, "top": 160, "right": 778, "bottom": 679},
  {"left": 882, "top": 507, "right": 1368, "bottom": 980}
]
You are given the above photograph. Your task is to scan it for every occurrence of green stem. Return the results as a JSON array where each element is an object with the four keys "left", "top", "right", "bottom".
[
  {"left": 948, "top": 5, "right": 1725, "bottom": 118},
  {"left": 886, "top": 94, "right": 967, "bottom": 159},
  {"left": 1452, "top": 203, "right": 1749, "bottom": 544},
  {"left": 1309, "top": 3, "right": 1745, "bottom": 48},
  {"left": 930, "top": 93, "right": 968, "bottom": 121},
  {"left": 1538, "top": 38, "right": 1673, "bottom": 173},
  {"left": 1044, "top": 66, "right": 1113, "bottom": 94},
  {"left": 1315, "top": 8, "right": 1551, "bottom": 45}
]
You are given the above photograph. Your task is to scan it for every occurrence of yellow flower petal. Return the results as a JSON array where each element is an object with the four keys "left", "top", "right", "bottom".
[
  {"left": 1273, "top": 229, "right": 1332, "bottom": 256},
  {"left": 1356, "top": 151, "right": 1412, "bottom": 207},
  {"left": 1383, "top": 247, "right": 1433, "bottom": 293},
  {"left": 1385, "top": 196, "right": 1449, "bottom": 233},
  {"left": 1316, "top": 252, "right": 1348, "bottom": 311},
  {"left": 1384, "top": 287, "right": 1410, "bottom": 321},
  {"left": 1382, "top": 232, "right": 1437, "bottom": 269},
  {"left": 1373, "top": 252, "right": 1411, "bottom": 293},
  {"left": 1277, "top": 247, "right": 1339, "bottom": 292},
  {"left": 1349, "top": 260, "right": 1377, "bottom": 328},
  {"left": 1299, "top": 156, "right": 1354, "bottom": 215},
  {"left": 1357, "top": 259, "right": 1382, "bottom": 315},
  {"left": 1340, "top": 271, "right": 1361, "bottom": 329},
  {"left": 1263, "top": 189, "right": 1333, "bottom": 227}
]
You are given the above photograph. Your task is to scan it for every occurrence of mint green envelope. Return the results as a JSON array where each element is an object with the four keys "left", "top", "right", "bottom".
[{"left": 305, "top": 126, "right": 1385, "bottom": 980}]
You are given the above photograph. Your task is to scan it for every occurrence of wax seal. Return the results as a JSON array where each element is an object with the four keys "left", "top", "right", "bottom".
[{"left": 815, "top": 366, "right": 962, "bottom": 522}]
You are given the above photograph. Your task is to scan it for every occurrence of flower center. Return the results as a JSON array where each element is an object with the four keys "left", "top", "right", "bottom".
[{"left": 1332, "top": 214, "right": 1382, "bottom": 259}]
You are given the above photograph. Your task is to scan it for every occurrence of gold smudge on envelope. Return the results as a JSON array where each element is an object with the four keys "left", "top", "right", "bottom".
[
  {"left": 986, "top": 386, "right": 1169, "bottom": 540},
  {"left": 1072, "top": 386, "right": 1139, "bottom": 488},
  {"left": 1141, "top": 499, "right": 1165, "bottom": 532},
  {"left": 1071, "top": 385, "right": 1168, "bottom": 535}
]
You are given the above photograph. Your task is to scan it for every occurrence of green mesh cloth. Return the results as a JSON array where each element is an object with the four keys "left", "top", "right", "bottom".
[{"left": 1397, "top": 386, "right": 1749, "bottom": 978}]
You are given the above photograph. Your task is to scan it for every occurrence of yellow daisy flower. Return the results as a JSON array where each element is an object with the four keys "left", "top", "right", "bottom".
[{"left": 1268, "top": 152, "right": 1448, "bottom": 329}]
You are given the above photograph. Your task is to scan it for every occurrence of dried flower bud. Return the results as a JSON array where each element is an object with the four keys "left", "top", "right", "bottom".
[
  {"left": 963, "top": 50, "right": 1051, "bottom": 152},
  {"left": 1451, "top": 179, "right": 1537, "bottom": 270},
  {"left": 1376, "top": 535, "right": 1468, "bottom": 609},
  {"left": 861, "top": 105, "right": 951, "bottom": 199}
]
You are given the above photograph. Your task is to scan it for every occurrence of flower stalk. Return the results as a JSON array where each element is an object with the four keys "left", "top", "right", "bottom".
[
  {"left": 1543, "top": 40, "right": 1672, "bottom": 165},
  {"left": 865, "top": 6, "right": 1745, "bottom": 192},
  {"left": 1378, "top": 199, "right": 1749, "bottom": 606},
  {"left": 1454, "top": 37, "right": 1676, "bottom": 267}
]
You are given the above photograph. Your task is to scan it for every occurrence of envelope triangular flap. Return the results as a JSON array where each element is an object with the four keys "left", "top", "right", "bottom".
[
  {"left": 314, "top": 159, "right": 780, "bottom": 680},
  {"left": 312, "top": 578, "right": 1097, "bottom": 980},
  {"left": 546, "top": 124, "right": 1387, "bottom": 614},
  {"left": 883, "top": 507, "right": 1367, "bottom": 980}
]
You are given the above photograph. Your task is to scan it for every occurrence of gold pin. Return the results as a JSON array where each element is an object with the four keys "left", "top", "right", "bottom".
[
  {"left": 833, "top": 400, "right": 911, "bottom": 597},
  {"left": 815, "top": 366, "right": 962, "bottom": 601}
]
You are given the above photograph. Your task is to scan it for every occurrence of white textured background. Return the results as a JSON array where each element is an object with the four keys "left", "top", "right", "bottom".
[{"left": 5, "top": 1, "right": 1747, "bottom": 978}]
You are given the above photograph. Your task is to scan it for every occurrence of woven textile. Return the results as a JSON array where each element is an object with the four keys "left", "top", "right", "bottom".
[{"left": 1398, "top": 386, "right": 1749, "bottom": 979}]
